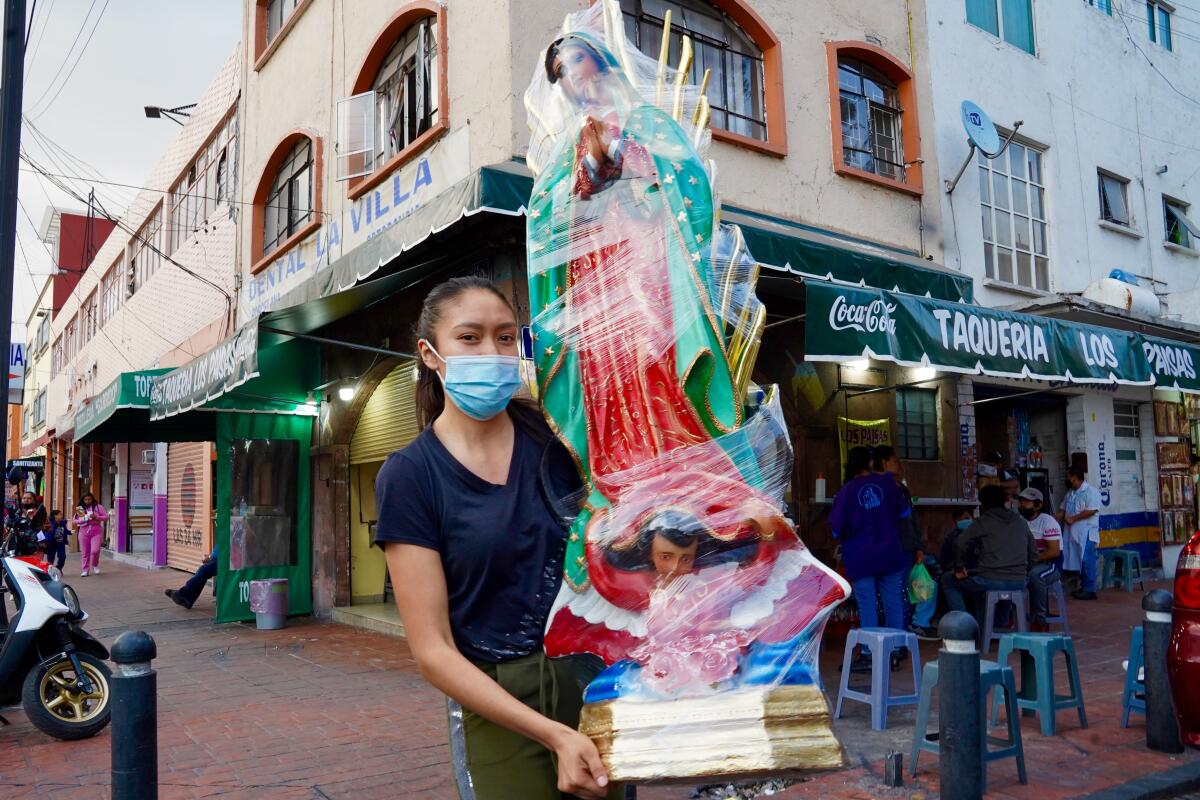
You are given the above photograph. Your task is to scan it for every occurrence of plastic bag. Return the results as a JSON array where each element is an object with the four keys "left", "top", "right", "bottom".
[{"left": 908, "top": 563, "right": 935, "bottom": 604}]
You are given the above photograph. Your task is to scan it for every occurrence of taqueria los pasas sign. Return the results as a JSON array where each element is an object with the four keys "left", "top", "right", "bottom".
[{"left": 805, "top": 282, "right": 1200, "bottom": 392}]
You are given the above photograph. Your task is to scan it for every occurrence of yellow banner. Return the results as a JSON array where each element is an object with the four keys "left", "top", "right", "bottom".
[{"left": 838, "top": 417, "right": 892, "bottom": 470}]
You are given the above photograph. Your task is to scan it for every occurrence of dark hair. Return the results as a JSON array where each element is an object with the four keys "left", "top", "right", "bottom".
[
  {"left": 844, "top": 446, "right": 873, "bottom": 482},
  {"left": 80, "top": 493, "right": 97, "bottom": 507},
  {"left": 51, "top": 509, "right": 62, "bottom": 519},
  {"left": 1066, "top": 466, "right": 1085, "bottom": 481},
  {"left": 1190, "top": 453, "right": 1198, "bottom": 467},
  {"left": 978, "top": 484, "right": 1007, "bottom": 511},
  {"left": 544, "top": 35, "right": 609, "bottom": 83},
  {"left": 872, "top": 445, "right": 896, "bottom": 472},
  {"left": 414, "top": 276, "right": 515, "bottom": 429},
  {"left": 954, "top": 507, "right": 974, "bottom": 520}
]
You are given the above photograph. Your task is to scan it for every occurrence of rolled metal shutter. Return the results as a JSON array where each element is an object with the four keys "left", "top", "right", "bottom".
[
  {"left": 351, "top": 361, "right": 420, "bottom": 465},
  {"left": 166, "top": 442, "right": 213, "bottom": 573}
]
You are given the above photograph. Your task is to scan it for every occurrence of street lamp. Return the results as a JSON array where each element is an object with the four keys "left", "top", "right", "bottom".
[{"left": 143, "top": 103, "right": 196, "bottom": 126}]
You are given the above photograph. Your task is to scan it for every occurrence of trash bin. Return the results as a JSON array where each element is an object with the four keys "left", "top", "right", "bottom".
[{"left": 248, "top": 578, "right": 288, "bottom": 630}]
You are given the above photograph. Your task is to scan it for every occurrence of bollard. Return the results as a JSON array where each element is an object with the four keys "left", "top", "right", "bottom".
[
  {"left": 939, "top": 611, "right": 983, "bottom": 800},
  {"left": 1142, "top": 590, "right": 1183, "bottom": 754},
  {"left": 111, "top": 631, "right": 158, "bottom": 800}
]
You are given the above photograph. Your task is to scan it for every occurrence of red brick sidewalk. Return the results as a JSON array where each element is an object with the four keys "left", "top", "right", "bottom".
[{"left": 0, "top": 556, "right": 1194, "bottom": 798}]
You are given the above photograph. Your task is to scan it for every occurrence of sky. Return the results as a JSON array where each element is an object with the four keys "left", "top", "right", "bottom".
[{"left": 3, "top": 0, "right": 243, "bottom": 335}]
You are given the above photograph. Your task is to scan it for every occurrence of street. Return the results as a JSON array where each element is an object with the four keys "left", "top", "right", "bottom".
[{"left": 2, "top": 556, "right": 1197, "bottom": 799}]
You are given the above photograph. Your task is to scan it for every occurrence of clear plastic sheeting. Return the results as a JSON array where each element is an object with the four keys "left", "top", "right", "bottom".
[{"left": 525, "top": 0, "right": 849, "bottom": 782}]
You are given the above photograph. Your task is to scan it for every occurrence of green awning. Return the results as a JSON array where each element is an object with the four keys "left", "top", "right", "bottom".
[
  {"left": 1142, "top": 334, "right": 1200, "bottom": 393},
  {"left": 804, "top": 281, "right": 1155, "bottom": 387},
  {"left": 74, "top": 369, "right": 170, "bottom": 442}
]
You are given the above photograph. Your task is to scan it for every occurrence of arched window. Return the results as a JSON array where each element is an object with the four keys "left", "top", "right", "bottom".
[
  {"left": 254, "top": 0, "right": 315, "bottom": 69},
  {"left": 826, "top": 42, "right": 923, "bottom": 195},
  {"left": 252, "top": 133, "right": 323, "bottom": 272},
  {"left": 337, "top": 3, "right": 449, "bottom": 197},
  {"left": 617, "top": 0, "right": 785, "bottom": 155}
]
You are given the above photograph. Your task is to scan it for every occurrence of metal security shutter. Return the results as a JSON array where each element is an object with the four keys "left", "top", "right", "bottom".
[
  {"left": 166, "top": 442, "right": 213, "bottom": 573},
  {"left": 351, "top": 361, "right": 419, "bottom": 465}
]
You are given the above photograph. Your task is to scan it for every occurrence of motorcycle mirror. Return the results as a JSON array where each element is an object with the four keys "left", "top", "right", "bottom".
[{"left": 5, "top": 465, "right": 25, "bottom": 486}]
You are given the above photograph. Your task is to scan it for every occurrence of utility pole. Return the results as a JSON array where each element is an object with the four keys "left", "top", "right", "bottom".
[{"left": 0, "top": 0, "right": 25, "bottom": 460}]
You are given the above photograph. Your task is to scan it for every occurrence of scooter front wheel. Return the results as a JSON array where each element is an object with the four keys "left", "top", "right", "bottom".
[{"left": 21, "top": 653, "right": 112, "bottom": 740}]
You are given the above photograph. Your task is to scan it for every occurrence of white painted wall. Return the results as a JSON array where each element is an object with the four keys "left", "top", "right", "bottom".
[{"left": 926, "top": 0, "right": 1200, "bottom": 316}]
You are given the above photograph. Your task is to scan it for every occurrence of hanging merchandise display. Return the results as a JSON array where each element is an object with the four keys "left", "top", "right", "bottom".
[{"left": 524, "top": 2, "right": 848, "bottom": 781}]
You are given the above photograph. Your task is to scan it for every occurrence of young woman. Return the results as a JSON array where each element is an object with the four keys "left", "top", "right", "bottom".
[
  {"left": 73, "top": 492, "right": 108, "bottom": 577},
  {"left": 375, "top": 276, "right": 616, "bottom": 800}
]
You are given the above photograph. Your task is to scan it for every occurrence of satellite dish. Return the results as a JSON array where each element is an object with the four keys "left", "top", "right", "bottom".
[{"left": 961, "top": 100, "right": 1002, "bottom": 156}]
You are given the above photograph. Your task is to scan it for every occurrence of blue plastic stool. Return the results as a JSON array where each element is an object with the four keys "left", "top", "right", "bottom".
[
  {"left": 834, "top": 628, "right": 921, "bottom": 731},
  {"left": 910, "top": 659, "right": 1027, "bottom": 787},
  {"left": 981, "top": 588, "right": 1029, "bottom": 653},
  {"left": 1122, "top": 626, "right": 1146, "bottom": 728},
  {"left": 1102, "top": 549, "right": 1145, "bottom": 592},
  {"left": 990, "top": 633, "right": 1088, "bottom": 736}
]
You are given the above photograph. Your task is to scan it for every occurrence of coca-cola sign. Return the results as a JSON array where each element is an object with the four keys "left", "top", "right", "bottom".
[{"left": 828, "top": 294, "right": 897, "bottom": 334}]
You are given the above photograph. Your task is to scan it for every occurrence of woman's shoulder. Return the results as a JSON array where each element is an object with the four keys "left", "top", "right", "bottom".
[{"left": 377, "top": 429, "right": 437, "bottom": 484}]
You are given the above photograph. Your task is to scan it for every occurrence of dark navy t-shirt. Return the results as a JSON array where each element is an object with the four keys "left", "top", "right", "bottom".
[{"left": 373, "top": 419, "right": 577, "bottom": 663}]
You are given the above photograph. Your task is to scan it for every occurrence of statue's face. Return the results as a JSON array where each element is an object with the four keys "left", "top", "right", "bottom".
[
  {"left": 551, "top": 43, "right": 608, "bottom": 107},
  {"left": 650, "top": 534, "right": 698, "bottom": 580}
]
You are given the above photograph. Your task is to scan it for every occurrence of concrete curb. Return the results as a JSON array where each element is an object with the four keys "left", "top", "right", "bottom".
[
  {"left": 103, "top": 549, "right": 166, "bottom": 570},
  {"left": 1078, "top": 758, "right": 1200, "bottom": 800}
]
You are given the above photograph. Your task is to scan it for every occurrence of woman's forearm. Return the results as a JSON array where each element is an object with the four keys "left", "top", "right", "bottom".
[{"left": 417, "top": 643, "right": 569, "bottom": 749}]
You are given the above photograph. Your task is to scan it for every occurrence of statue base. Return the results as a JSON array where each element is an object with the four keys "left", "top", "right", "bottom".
[{"left": 578, "top": 684, "right": 845, "bottom": 782}]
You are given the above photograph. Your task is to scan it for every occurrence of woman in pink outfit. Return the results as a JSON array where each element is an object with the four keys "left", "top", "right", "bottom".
[{"left": 74, "top": 493, "right": 108, "bottom": 577}]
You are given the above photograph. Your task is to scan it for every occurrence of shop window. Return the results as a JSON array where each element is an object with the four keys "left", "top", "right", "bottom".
[
  {"left": 167, "top": 112, "right": 237, "bottom": 253},
  {"left": 263, "top": 139, "right": 315, "bottom": 256},
  {"left": 337, "top": 5, "right": 448, "bottom": 193},
  {"left": 1099, "top": 169, "right": 1131, "bottom": 227},
  {"left": 1164, "top": 196, "right": 1199, "bottom": 250},
  {"left": 980, "top": 140, "right": 1048, "bottom": 290},
  {"left": 1114, "top": 401, "right": 1141, "bottom": 438},
  {"left": 1147, "top": 1, "right": 1173, "bottom": 51},
  {"left": 251, "top": 132, "right": 323, "bottom": 272},
  {"left": 230, "top": 439, "right": 298, "bottom": 569},
  {"left": 896, "top": 388, "right": 938, "bottom": 460},
  {"left": 130, "top": 209, "right": 163, "bottom": 296},
  {"left": 966, "top": 0, "right": 1035, "bottom": 54},
  {"left": 827, "top": 42, "right": 923, "bottom": 195}
]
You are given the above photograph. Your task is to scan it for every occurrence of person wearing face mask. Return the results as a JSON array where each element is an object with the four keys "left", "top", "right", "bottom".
[
  {"left": 1017, "top": 488, "right": 1062, "bottom": 631},
  {"left": 19, "top": 490, "right": 47, "bottom": 534},
  {"left": 374, "top": 277, "right": 619, "bottom": 800}
]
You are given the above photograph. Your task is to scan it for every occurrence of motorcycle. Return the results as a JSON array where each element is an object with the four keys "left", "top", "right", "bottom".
[{"left": 0, "top": 506, "right": 112, "bottom": 740}]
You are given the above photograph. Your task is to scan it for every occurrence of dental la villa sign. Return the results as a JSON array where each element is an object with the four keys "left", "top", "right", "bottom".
[
  {"left": 239, "top": 127, "right": 471, "bottom": 324},
  {"left": 802, "top": 282, "right": 1187, "bottom": 388}
]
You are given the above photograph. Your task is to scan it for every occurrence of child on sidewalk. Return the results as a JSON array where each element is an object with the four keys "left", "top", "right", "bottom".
[{"left": 47, "top": 509, "right": 69, "bottom": 571}]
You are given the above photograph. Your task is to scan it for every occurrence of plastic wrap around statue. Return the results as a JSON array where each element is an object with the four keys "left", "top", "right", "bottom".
[{"left": 522, "top": 0, "right": 851, "bottom": 782}]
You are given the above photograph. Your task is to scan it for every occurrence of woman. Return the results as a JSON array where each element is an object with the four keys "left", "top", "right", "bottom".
[
  {"left": 19, "top": 490, "right": 48, "bottom": 535},
  {"left": 375, "top": 276, "right": 617, "bottom": 800},
  {"left": 73, "top": 493, "right": 108, "bottom": 577}
]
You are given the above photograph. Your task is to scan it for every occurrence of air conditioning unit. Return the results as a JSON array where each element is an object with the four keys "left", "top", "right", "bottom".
[{"left": 142, "top": 450, "right": 156, "bottom": 465}]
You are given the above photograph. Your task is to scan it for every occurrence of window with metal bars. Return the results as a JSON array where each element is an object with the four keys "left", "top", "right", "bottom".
[
  {"left": 896, "top": 388, "right": 939, "bottom": 460},
  {"left": 619, "top": 0, "right": 766, "bottom": 141},
  {"left": 980, "top": 141, "right": 1049, "bottom": 290},
  {"left": 263, "top": 139, "right": 314, "bottom": 256},
  {"left": 1113, "top": 401, "right": 1141, "bottom": 439},
  {"left": 837, "top": 57, "right": 904, "bottom": 182}
]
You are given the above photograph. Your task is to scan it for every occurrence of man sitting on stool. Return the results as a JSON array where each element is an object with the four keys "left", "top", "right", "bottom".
[
  {"left": 941, "top": 484, "right": 1037, "bottom": 627},
  {"left": 1017, "top": 487, "right": 1062, "bottom": 631}
]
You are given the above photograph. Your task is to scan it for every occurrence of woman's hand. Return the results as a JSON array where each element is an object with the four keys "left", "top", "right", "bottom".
[{"left": 551, "top": 726, "right": 610, "bottom": 799}]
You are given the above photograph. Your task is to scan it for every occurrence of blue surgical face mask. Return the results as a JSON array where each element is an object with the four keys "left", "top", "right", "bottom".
[
  {"left": 423, "top": 340, "right": 522, "bottom": 421},
  {"left": 957, "top": 518, "right": 973, "bottom": 531}
]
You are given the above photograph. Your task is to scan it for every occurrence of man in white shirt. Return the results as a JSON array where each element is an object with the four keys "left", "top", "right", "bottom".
[
  {"left": 1058, "top": 467, "right": 1102, "bottom": 600},
  {"left": 1017, "top": 487, "right": 1062, "bottom": 629}
]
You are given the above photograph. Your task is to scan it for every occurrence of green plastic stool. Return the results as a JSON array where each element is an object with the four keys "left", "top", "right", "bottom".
[
  {"left": 990, "top": 632, "right": 1088, "bottom": 736},
  {"left": 1102, "top": 549, "right": 1145, "bottom": 592},
  {"left": 911, "top": 659, "right": 1027, "bottom": 787}
]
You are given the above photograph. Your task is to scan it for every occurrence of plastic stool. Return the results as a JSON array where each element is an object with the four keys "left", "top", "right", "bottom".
[
  {"left": 911, "top": 659, "right": 1027, "bottom": 787},
  {"left": 1122, "top": 626, "right": 1146, "bottom": 728},
  {"left": 982, "top": 589, "right": 1030, "bottom": 653},
  {"left": 834, "top": 628, "right": 922, "bottom": 731},
  {"left": 990, "top": 633, "right": 1088, "bottom": 736},
  {"left": 1043, "top": 581, "right": 1070, "bottom": 635},
  {"left": 1102, "top": 549, "right": 1145, "bottom": 592}
]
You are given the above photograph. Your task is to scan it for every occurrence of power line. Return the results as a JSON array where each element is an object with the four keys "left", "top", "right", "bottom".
[
  {"left": 1116, "top": 11, "right": 1200, "bottom": 107},
  {"left": 23, "top": 0, "right": 53, "bottom": 71},
  {"left": 27, "top": 0, "right": 108, "bottom": 121},
  {"left": 24, "top": 0, "right": 39, "bottom": 47},
  {"left": 24, "top": 0, "right": 97, "bottom": 116}
]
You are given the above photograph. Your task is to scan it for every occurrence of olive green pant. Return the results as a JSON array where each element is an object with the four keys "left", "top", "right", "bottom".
[{"left": 448, "top": 652, "right": 624, "bottom": 800}]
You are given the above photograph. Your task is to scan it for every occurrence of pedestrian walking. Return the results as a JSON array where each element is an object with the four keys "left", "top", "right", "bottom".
[
  {"left": 1058, "top": 466, "right": 1101, "bottom": 600},
  {"left": 46, "top": 509, "right": 70, "bottom": 571},
  {"left": 73, "top": 493, "right": 108, "bottom": 577},
  {"left": 374, "top": 276, "right": 619, "bottom": 800}
]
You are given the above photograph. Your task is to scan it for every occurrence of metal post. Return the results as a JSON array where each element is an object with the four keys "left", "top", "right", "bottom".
[
  {"left": 0, "top": 0, "right": 27, "bottom": 452},
  {"left": 939, "top": 611, "right": 983, "bottom": 800},
  {"left": 1142, "top": 590, "right": 1183, "bottom": 754},
  {"left": 111, "top": 631, "right": 159, "bottom": 800}
]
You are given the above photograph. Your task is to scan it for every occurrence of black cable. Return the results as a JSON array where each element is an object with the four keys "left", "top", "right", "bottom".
[
  {"left": 28, "top": 0, "right": 109, "bottom": 121},
  {"left": 24, "top": 0, "right": 53, "bottom": 70},
  {"left": 1116, "top": 11, "right": 1200, "bottom": 107},
  {"left": 24, "top": 0, "right": 97, "bottom": 115},
  {"left": 24, "top": 0, "right": 38, "bottom": 48}
]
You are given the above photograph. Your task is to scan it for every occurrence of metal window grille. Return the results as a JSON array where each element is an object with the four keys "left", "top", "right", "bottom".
[
  {"left": 620, "top": 0, "right": 766, "bottom": 141},
  {"left": 837, "top": 57, "right": 905, "bottom": 181},
  {"left": 980, "top": 141, "right": 1049, "bottom": 290},
  {"left": 896, "top": 388, "right": 939, "bottom": 460},
  {"left": 1114, "top": 401, "right": 1141, "bottom": 439}
]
